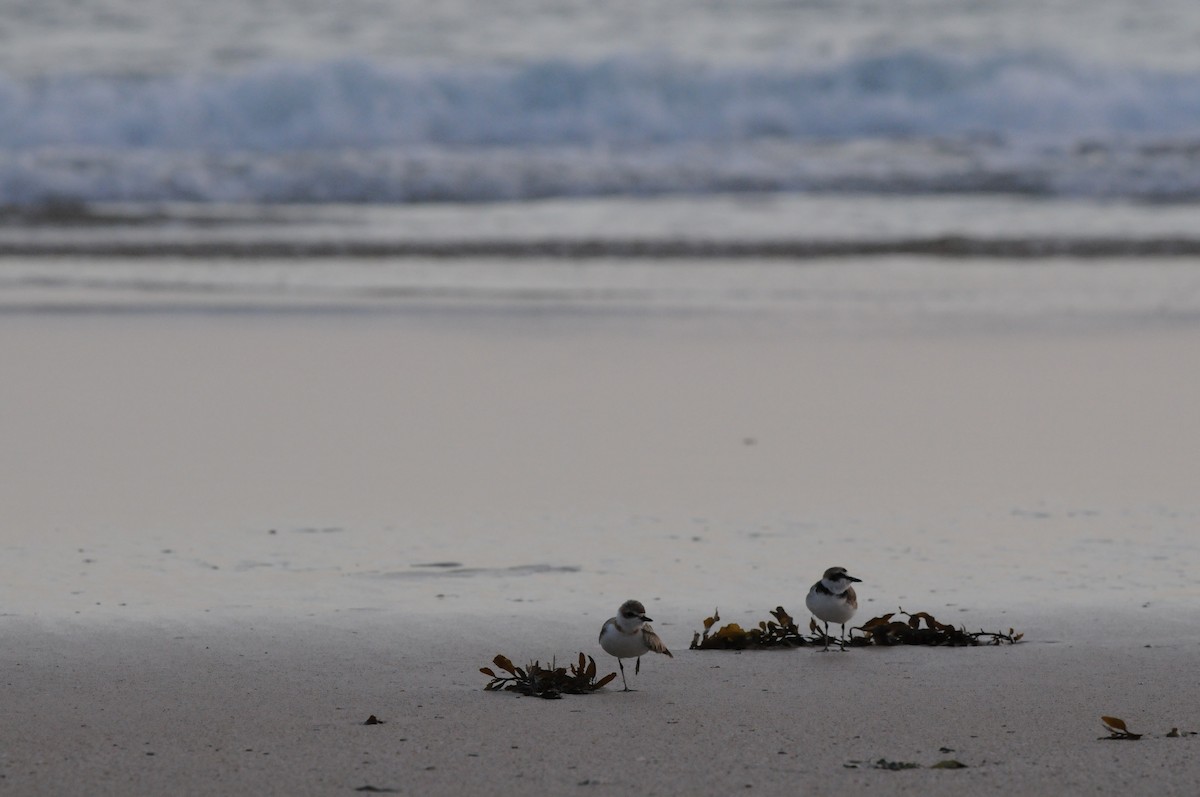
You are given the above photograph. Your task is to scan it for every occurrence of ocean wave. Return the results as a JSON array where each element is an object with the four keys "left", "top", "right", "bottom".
[{"left": 1, "top": 52, "right": 1199, "bottom": 203}]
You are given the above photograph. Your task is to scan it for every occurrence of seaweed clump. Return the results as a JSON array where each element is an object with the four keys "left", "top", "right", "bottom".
[
  {"left": 852, "top": 610, "right": 1023, "bottom": 647},
  {"left": 689, "top": 607, "right": 817, "bottom": 650},
  {"left": 690, "top": 607, "right": 1023, "bottom": 650},
  {"left": 844, "top": 757, "right": 968, "bottom": 770},
  {"left": 481, "top": 653, "right": 617, "bottom": 698}
]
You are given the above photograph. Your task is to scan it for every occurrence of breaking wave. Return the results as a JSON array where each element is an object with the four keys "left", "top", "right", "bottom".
[{"left": 2, "top": 52, "right": 1199, "bottom": 203}]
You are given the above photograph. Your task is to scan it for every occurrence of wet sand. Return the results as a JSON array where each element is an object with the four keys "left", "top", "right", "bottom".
[{"left": 2, "top": 271, "right": 1199, "bottom": 794}]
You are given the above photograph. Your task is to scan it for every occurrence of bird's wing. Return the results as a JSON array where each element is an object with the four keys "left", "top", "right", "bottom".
[
  {"left": 599, "top": 617, "right": 617, "bottom": 645},
  {"left": 642, "top": 625, "right": 673, "bottom": 657}
]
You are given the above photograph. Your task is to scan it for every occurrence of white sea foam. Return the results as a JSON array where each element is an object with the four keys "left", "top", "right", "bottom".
[{"left": 1, "top": 53, "right": 1198, "bottom": 204}]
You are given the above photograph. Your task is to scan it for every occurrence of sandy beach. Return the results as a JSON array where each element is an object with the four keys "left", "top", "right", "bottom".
[
  {"left": 3, "top": 608, "right": 1197, "bottom": 797},
  {"left": 3, "top": 265, "right": 1200, "bottom": 795},
  {"left": 6, "top": 0, "right": 1200, "bottom": 790}
]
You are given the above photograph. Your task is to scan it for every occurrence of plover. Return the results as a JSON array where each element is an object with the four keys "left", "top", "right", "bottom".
[
  {"left": 599, "top": 599, "right": 672, "bottom": 691},
  {"left": 805, "top": 566, "right": 862, "bottom": 651}
]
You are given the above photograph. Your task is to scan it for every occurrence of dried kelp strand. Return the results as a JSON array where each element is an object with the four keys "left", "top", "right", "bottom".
[
  {"left": 482, "top": 653, "right": 617, "bottom": 696},
  {"left": 691, "top": 606, "right": 1022, "bottom": 650}
]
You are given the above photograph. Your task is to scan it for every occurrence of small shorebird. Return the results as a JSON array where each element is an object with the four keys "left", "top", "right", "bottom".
[
  {"left": 805, "top": 566, "right": 862, "bottom": 651},
  {"left": 599, "top": 599, "right": 673, "bottom": 691}
]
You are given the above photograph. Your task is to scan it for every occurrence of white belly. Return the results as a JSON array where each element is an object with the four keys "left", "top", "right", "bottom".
[
  {"left": 806, "top": 588, "right": 856, "bottom": 625},
  {"left": 600, "top": 625, "right": 649, "bottom": 659}
]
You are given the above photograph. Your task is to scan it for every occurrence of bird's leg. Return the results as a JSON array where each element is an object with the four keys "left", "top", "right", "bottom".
[
  {"left": 635, "top": 656, "right": 641, "bottom": 675},
  {"left": 821, "top": 621, "right": 831, "bottom": 652},
  {"left": 619, "top": 659, "right": 630, "bottom": 691},
  {"left": 839, "top": 623, "right": 848, "bottom": 652}
]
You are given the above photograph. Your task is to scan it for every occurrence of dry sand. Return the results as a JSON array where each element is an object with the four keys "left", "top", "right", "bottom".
[{"left": 2, "top": 271, "right": 1199, "bottom": 794}]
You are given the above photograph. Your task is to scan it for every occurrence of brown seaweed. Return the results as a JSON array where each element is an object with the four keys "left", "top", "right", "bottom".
[
  {"left": 481, "top": 652, "right": 617, "bottom": 698},
  {"left": 690, "top": 606, "right": 1023, "bottom": 650},
  {"left": 1099, "top": 718, "right": 1198, "bottom": 740},
  {"left": 851, "top": 609, "right": 1023, "bottom": 647},
  {"left": 845, "top": 757, "right": 968, "bottom": 770},
  {"left": 688, "top": 607, "right": 815, "bottom": 650},
  {"left": 872, "top": 758, "right": 923, "bottom": 771},
  {"left": 1100, "top": 716, "right": 1143, "bottom": 740}
]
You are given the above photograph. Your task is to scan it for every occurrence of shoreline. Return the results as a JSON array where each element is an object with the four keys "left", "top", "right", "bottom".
[{"left": 8, "top": 235, "right": 1200, "bottom": 260}]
